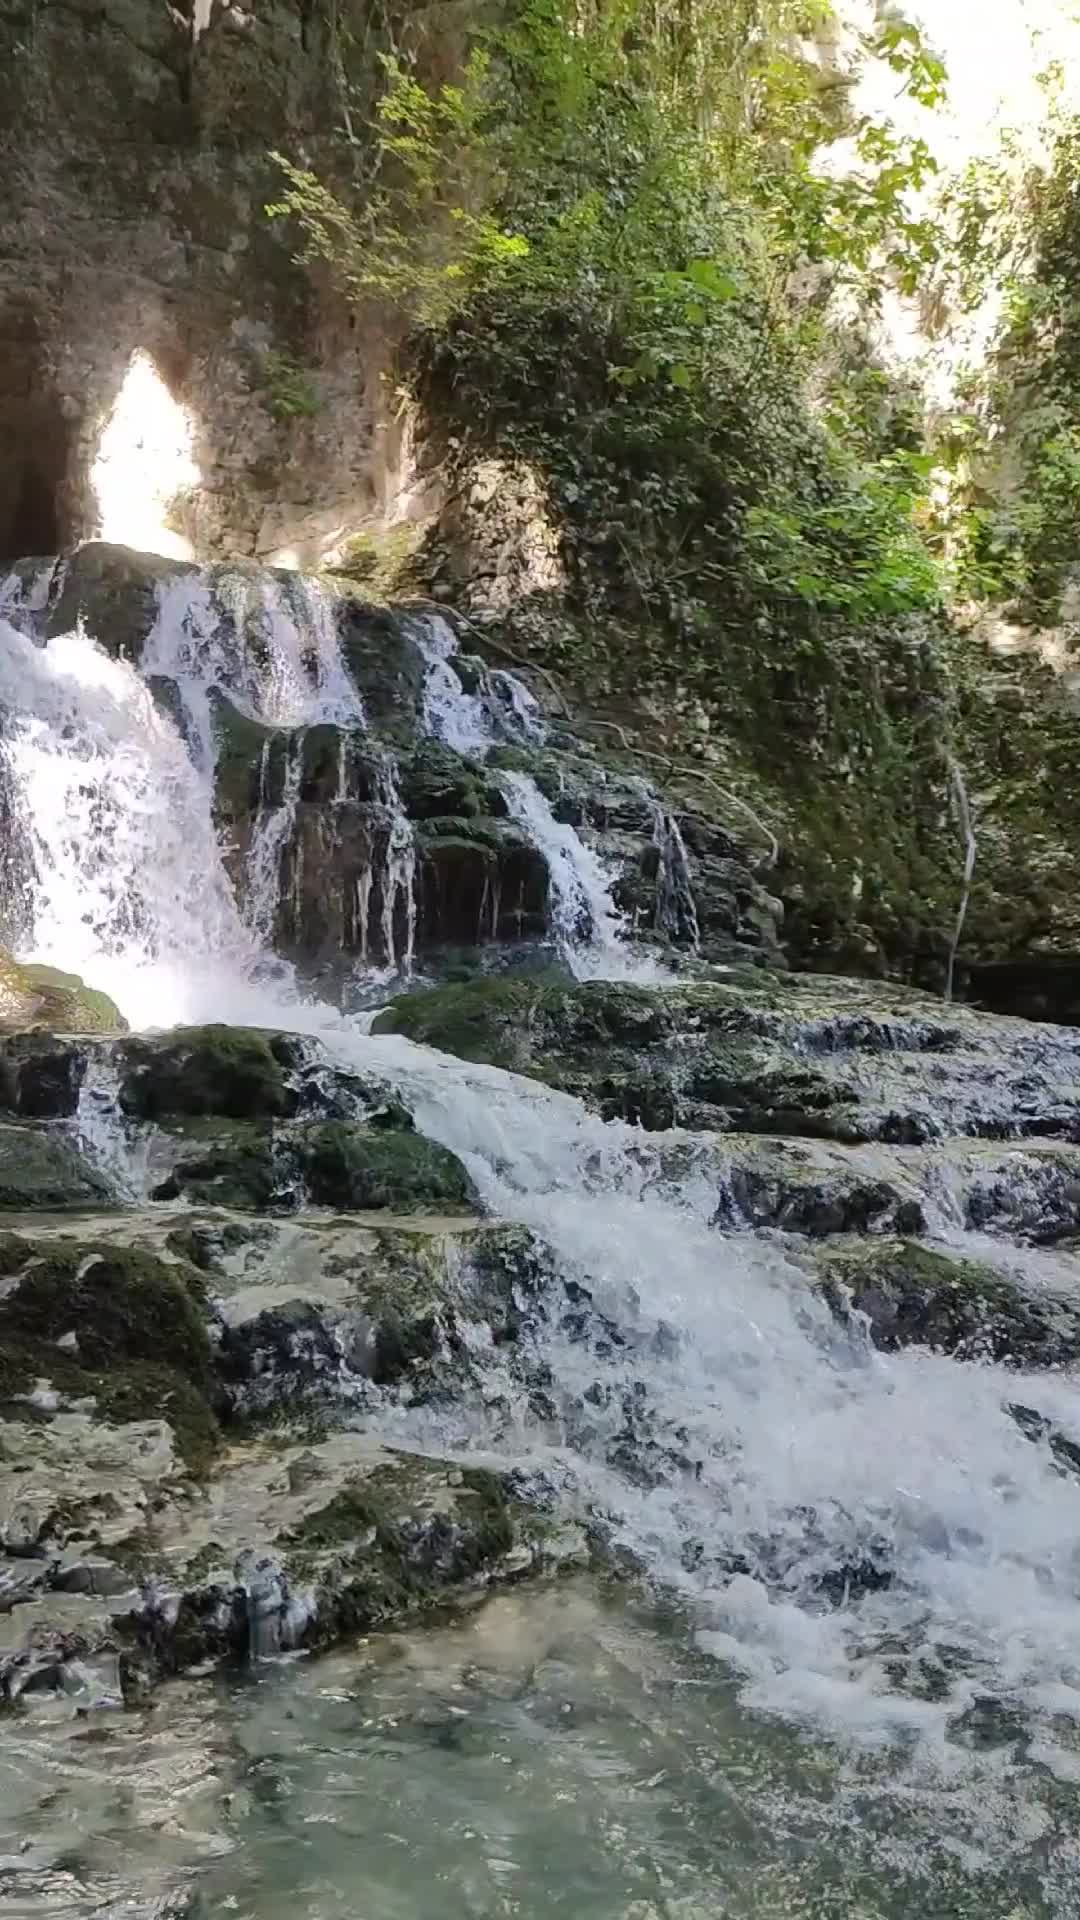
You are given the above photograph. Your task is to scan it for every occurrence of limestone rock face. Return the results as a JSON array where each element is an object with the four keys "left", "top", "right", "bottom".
[
  {"left": 0, "top": 1206, "right": 583, "bottom": 1710},
  {"left": 0, "top": 2, "right": 402, "bottom": 567}
]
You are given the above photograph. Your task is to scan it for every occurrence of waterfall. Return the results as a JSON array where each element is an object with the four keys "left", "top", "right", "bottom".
[
  {"left": 412, "top": 614, "right": 677, "bottom": 977},
  {"left": 497, "top": 770, "right": 628, "bottom": 970},
  {"left": 648, "top": 794, "right": 700, "bottom": 948},
  {"left": 414, "top": 612, "right": 544, "bottom": 753},
  {"left": 0, "top": 616, "right": 256, "bottom": 1027},
  {"left": 143, "top": 569, "right": 365, "bottom": 772},
  {"left": 244, "top": 733, "right": 303, "bottom": 946},
  {"left": 945, "top": 752, "right": 977, "bottom": 1005},
  {"left": 7, "top": 577, "right": 1080, "bottom": 1828},
  {"left": 374, "top": 756, "right": 417, "bottom": 976},
  {"left": 497, "top": 770, "right": 671, "bottom": 980}
]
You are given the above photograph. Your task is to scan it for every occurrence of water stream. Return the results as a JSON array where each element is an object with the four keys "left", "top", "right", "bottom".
[{"left": 4, "top": 579, "right": 1080, "bottom": 1911}]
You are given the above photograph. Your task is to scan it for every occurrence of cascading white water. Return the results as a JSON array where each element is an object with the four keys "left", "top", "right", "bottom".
[
  {"left": 9, "top": 585, "right": 1080, "bottom": 1849},
  {"left": 244, "top": 735, "right": 303, "bottom": 946},
  {"left": 648, "top": 792, "right": 700, "bottom": 949},
  {"left": 0, "top": 617, "right": 257, "bottom": 1027},
  {"left": 351, "top": 1035, "right": 1080, "bottom": 1787},
  {"left": 143, "top": 569, "right": 365, "bottom": 773},
  {"left": 374, "top": 756, "right": 417, "bottom": 976},
  {"left": 412, "top": 613, "right": 660, "bottom": 975},
  {"left": 414, "top": 612, "right": 544, "bottom": 753},
  {"left": 498, "top": 769, "right": 669, "bottom": 980}
]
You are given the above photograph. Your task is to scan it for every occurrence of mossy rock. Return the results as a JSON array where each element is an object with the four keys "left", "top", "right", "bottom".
[
  {"left": 373, "top": 976, "right": 853, "bottom": 1134},
  {"left": 372, "top": 974, "right": 588, "bottom": 1074},
  {"left": 396, "top": 740, "right": 507, "bottom": 822},
  {"left": 816, "top": 1238, "right": 1080, "bottom": 1366},
  {"left": 46, "top": 543, "right": 189, "bottom": 664},
  {"left": 0, "top": 1124, "right": 113, "bottom": 1210},
  {"left": 282, "top": 1460, "right": 520, "bottom": 1641},
  {"left": 0, "top": 950, "right": 126, "bottom": 1037},
  {"left": 120, "top": 1026, "right": 299, "bottom": 1122},
  {"left": 211, "top": 696, "right": 288, "bottom": 821},
  {"left": 0, "top": 1235, "right": 218, "bottom": 1471},
  {"left": 298, "top": 1122, "right": 479, "bottom": 1214}
]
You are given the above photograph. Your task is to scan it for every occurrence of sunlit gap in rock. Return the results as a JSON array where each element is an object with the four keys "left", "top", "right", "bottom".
[{"left": 90, "top": 351, "right": 198, "bottom": 561}]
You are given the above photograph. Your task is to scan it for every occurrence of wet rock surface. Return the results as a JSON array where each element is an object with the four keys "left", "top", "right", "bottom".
[
  {"left": 0, "top": 1203, "right": 582, "bottom": 1711},
  {"left": 0, "top": 950, "right": 126, "bottom": 1039},
  {"left": 377, "top": 969, "right": 1080, "bottom": 1146},
  {"left": 5, "top": 950, "right": 1080, "bottom": 1789},
  {"left": 813, "top": 1236, "right": 1080, "bottom": 1366}
]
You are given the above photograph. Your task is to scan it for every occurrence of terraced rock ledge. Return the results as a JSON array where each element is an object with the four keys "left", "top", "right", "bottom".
[{"left": 5, "top": 976, "right": 1080, "bottom": 1716}]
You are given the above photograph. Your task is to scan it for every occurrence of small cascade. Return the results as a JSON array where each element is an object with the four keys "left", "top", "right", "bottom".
[
  {"left": 143, "top": 568, "right": 365, "bottom": 773},
  {"left": 245, "top": 733, "right": 304, "bottom": 946},
  {"left": 414, "top": 613, "right": 543, "bottom": 754},
  {"left": 497, "top": 769, "right": 631, "bottom": 974},
  {"left": 945, "top": 751, "right": 977, "bottom": 1005},
  {"left": 374, "top": 757, "right": 417, "bottom": 975},
  {"left": 648, "top": 795, "right": 700, "bottom": 948},
  {"left": 0, "top": 616, "right": 255, "bottom": 1026},
  {"left": 0, "top": 558, "right": 62, "bottom": 634}
]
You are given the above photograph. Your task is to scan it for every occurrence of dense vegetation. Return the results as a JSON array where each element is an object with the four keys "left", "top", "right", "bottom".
[
  {"left": 268, "top": 3, "right": 1080, "bottom": 984},
  {"left": 274, "top": 0, "right": 947, "bottom": 640}
]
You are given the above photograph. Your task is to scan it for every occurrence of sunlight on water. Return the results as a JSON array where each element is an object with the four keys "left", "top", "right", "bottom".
[{"left": 90, "top": 352, "right": 198, "bottom": 560}]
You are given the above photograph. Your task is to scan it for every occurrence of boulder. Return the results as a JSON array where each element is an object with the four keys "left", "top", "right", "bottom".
[
  {"left": 815, "top": 1237, "right": 1080, "bottom": 1366},
  {"left": 0, "top": 1125, "right": 113, "bottom": 1210}
]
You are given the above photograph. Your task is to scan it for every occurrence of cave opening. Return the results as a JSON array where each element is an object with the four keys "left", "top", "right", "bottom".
[{"left": 0, "top": 402, "right": 73, "bottom": 565}]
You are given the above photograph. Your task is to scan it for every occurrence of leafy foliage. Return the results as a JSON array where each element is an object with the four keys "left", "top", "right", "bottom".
[
  {"left": 267, "top": 0, "right": 950, "bottom": 641},
  {"left": 260, "top": 349, "right": 321, "bottom": 422},
  {"left": 938, "top": 112, "right": 1080, "bottom": 621}
]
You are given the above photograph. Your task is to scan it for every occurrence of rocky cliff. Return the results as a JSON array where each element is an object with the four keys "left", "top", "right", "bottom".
[{"left": 0, "top": 0, "right": 415, "bottom": 566}]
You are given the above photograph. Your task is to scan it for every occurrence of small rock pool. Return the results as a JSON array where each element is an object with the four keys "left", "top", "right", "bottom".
[{"left": 4, "top": 1578, "right": 1075, "bottom": 1920}]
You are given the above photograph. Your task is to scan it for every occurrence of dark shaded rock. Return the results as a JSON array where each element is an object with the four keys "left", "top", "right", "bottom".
[
  {"left": 417, "top": 824, "right": 549, "bottom": 949},
  {"left": 47, "top": 545, "right": 192, "bottom": 665},
  {"left": 211, "top": 697, "right": 288, "bottom": 821},
  {"left": 119, "top": 1026, "right": 301, "bottom": 1122},
  {"left": 397, "top": 741, "right": 507, "bottom": 821},
  {"left": 337, "top": 604, "right": 429, "bottom": 740},
  {"left": 723, "top": 1168, "right": 925, "bottom": 1238},
  {"left": 0, "top": 1034, "right": 87, "bottom": 1119},
  {"left": 217, "top": 1298, "right": 377, "bottom": 1412},
  {"left": 150, "top": 1125, "right": 283, "bottom": 1213}
]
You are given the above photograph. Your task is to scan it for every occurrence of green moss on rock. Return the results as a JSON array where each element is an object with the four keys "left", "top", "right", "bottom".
[
  {"left": 283, "top": 1458, "right": 522, "bottom": 1640},
  {"left": 0, "top": 1124, "right": 113, "bottom": 1210},
  {"left": 151, "top": 1122, "right": 280, "bottom": 1211},
  {"left": 374, "top": 976, "right": 855, "bottom": 1135},
  {"left": 299, "top": 1122, "right": 479, "bottom": 1214},
  {"left": 0, "top": 1236, "right": 219, "bottom": 1470},
  {"left": 120, "top": 1025, "right": 297, "bottom": 1121},
  {"left": 816, "top": 1238, "right": 1080, "bottom": 1366}
]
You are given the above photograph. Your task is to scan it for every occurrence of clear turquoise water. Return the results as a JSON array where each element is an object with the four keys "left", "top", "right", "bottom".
[{"left": 191, "top": 1580, "right": 1074, "bottom": 1920}]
